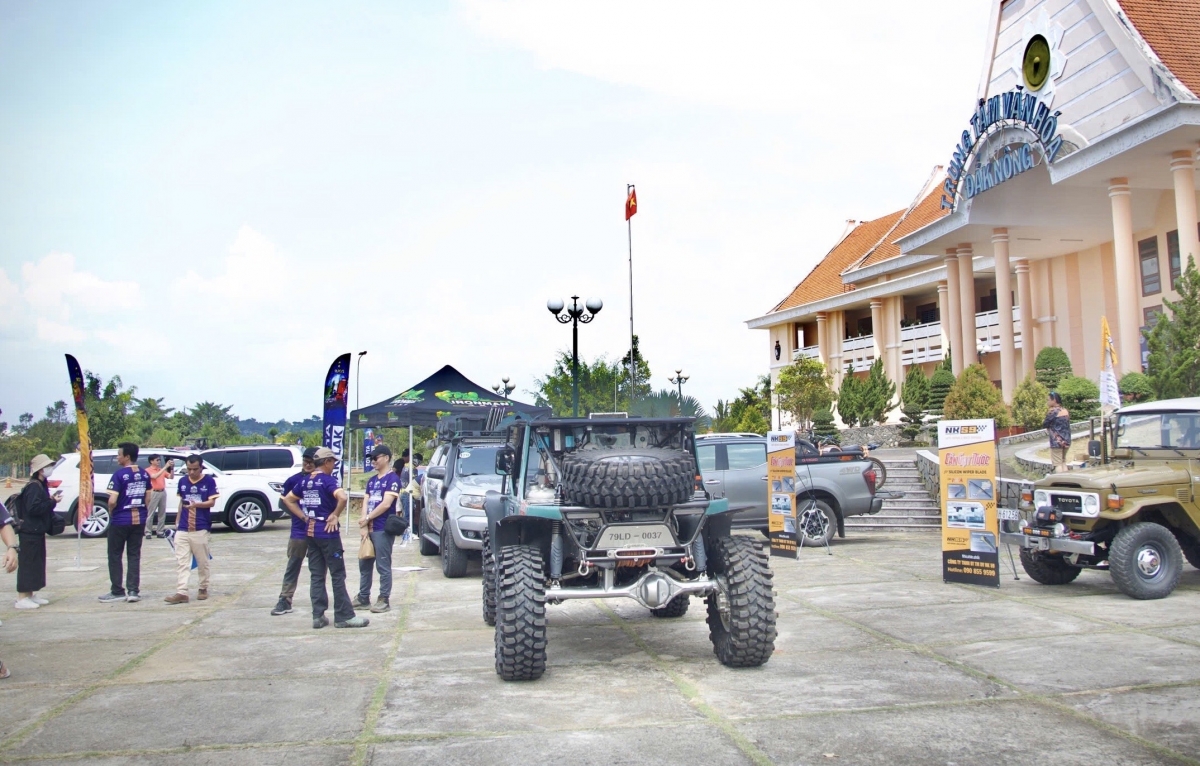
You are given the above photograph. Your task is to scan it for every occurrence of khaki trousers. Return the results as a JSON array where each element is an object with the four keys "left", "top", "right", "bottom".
[
  {"left": 174, "top": 529, "right": 211, "bottom": 595},
  {"left": 1050, "top": 446, "right": 1069, "bottom": 471}
]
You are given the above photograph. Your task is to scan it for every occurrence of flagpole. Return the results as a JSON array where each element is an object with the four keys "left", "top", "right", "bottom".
[{"left": 627, "top": 183, "right": 635, "bottom": 410}]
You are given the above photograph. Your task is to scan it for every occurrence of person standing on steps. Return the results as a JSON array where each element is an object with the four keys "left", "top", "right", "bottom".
[
  {"left": 271, "top": 446, "right": 317, "bottom": 616},
  {"left": 165, "top": 455, "right": 219, "bottom": 605},
  {"left": 356, "top": 446, "right": 400, "bottom": 613},
  {"left": 101, "top": 442, "right": 150, "bottom": 603},
  {"left": 144, "top": 455, "right": 173, "bottom": 539},
  {"left": 14, "top": 454, "right": 59, "bottom": 610},
  {"left": 282, "top": 447, "right": 368, "bottom": 629},
  {"left": 1045, "top": 391, "right": 1072, "bottom": 472}
]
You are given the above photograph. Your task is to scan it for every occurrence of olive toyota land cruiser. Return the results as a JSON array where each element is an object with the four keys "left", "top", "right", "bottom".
[
  {"left": 481, "top": 414, "right": 777, "bottom": 681},
  {"left": 1002, "top": 397, "right": 1200, "bottom": 599}
]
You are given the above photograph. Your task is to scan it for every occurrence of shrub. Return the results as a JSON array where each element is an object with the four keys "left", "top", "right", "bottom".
[
  {"left": 1119, "top": 371, "right": 1154, "bottom": 404},
  {"left": 927, "top": 366, "right": 956, "bottom": 416},
  {"left": 857, "top": 359, "right": 897, "bottom": 426},
  {"left": 943, "top": 364, "right": 1011, "bottom": 426},
  {"left": 899, "top": 366, "right": 929, "bottom": 441},
  {"left": 1010, "top": 375, "right": 1049, "bottom": 430},
  {"left": 1056, "top": 375, "right": 1100, "bottom": 420},
  {"left": 733, "top": 406, "right": 768, "bottom": 435},
  {"left": 812, "top": 404, "right": 839, "bottom": 443},
  {"left": 836, "top": 365, "right": 863, "bottom": 428},
  {"left": 1034, "top": 346, "right": 1073, "bottom": 390}
]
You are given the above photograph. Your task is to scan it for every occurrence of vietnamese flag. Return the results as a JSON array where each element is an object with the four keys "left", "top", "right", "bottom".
[{"left": 625, "top": 187, "right": 637, "bottom": 220}]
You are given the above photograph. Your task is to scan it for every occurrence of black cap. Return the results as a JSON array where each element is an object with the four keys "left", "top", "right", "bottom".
[
  {"left": 371, "top": 445, "right": 392, "bottom": 459},
  {"left": 302, "top": 446, "right": 319, "bottom": 460}
]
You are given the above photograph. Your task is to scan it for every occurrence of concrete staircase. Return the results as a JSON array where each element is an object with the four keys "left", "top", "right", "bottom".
[{"left": 844, "top": 458, "right": 941, "bottom": 531}]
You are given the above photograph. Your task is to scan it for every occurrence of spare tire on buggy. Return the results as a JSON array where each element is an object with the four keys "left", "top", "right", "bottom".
[{"left": 559, "top": 447, "right": 694, "bottom": 509}]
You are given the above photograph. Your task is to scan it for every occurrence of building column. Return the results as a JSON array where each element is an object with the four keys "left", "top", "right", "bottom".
[
  {"left": 816, "top": 312, "right": 829, "bottom": 369},
  {"left": 1172, "top": 150, "right": 1200, "bottom": 274},
  {"left": 870, "top": 299, "right": 884, "bottom": 365},
  {"left": 993, "top": 228, "right": 1016, "bottom": 402},
  {"left": 829, "top": 310, "right": 845, "bottom": 386},
  {"left": 886, "top": 296, "right": 904, "bottom": 410},
  {"left": 937, "top": 281, "right": 950, "bottom": 363},
  {"left": 1110, "top": 178, "right": 1141, "bottom": 374},
  {"left": 958, "top": 244, "right": 977, "bottom": 367},
  {"left": 944, "top": 252, "right": 963, "bottom": 375},
  {"left": 1015, "top": 260, "right": 1034, "bottom": 380}
]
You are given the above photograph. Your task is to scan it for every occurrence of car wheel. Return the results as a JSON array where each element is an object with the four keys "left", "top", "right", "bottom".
[
  {"left": 418, "top": 505, "right": 439, "bottom": 556},
  {"left": 227, "top": 496, "right": 267, "bottom": 533},
  {"left": 79, "top": 502, "right": 110, "bottom": 538},
  {"left": 481, "top": 527, "right": 497, "bottom": 626},
  {"left": 440, "top": 519, "right": 469, "bottom": 578},
  {"left": 650, "top": 596, "right": 690, "bottom": 618},
  {"left": 1110, "top": 522, "right": 1183, "bottom": 600},
  {"left": 797, "top": 499, "right": 837, "bottom": 547},
  {"left": 1018, "top": 548, "right": 1082, "bottom": 585}
]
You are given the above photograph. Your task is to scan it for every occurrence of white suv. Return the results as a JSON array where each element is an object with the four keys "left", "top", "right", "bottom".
[
  {"left": 200, "top": 445, "right": 303, "bottom": 482},
  {"left": 49, "top": 449, "right": 285, "bottom": 537}
]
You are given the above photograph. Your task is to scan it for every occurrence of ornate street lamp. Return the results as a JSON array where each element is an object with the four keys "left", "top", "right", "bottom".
[
  {"left": 668, "top": 368, "right": 690, "bottom": 414},
  {"left": 491, "top": 377, "right": 516, "bottom": 403},
  {"left": 548, "top": 296, "right": 603, "bottom": 417}
]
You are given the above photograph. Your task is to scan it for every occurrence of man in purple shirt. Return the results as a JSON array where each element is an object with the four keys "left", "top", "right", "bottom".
[
  {"left": 100, "top": 442, "right": 151, "bottom": 603},
  {"left": 356, "top": 445, "right": 400, "bottom": 613},
  {"left": 165, "top": 455, "right": 219, "bottom": 605},
  {"left": 283, "top": 447, "right": 368, "bottom": 629},
  {"left": 271, "top": 446, "right": 317, "bottom": 616}
]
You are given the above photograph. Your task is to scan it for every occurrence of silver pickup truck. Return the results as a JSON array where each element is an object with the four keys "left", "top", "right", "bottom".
[{"left": 696, "top": 433, "right": 884, "bottom": 546}]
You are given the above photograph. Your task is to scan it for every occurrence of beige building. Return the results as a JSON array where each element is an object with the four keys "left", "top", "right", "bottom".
[{"left": 749, "top": 0, "right": 1200, "bottom": 425}]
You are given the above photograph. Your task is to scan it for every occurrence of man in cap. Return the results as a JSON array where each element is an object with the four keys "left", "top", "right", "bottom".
[
  {"left": 355, "top": 445, "right": 400, "bottom": 612},
  {"left": 282, "top": 447, "right": 368, "bottom": 629},
  {"left": 271, "top": 446, "right": 317, "bottom": 616}
]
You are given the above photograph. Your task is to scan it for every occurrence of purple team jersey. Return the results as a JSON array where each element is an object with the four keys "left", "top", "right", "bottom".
[
  {"left": 177, "top": 474, "right": 218, "bottom": 532},
  {"left": 108, "top": 466, "right": 152, "bottom": 526},
  {"left": 366, "top": 471, "right": 400, "bottom": 532},
  {"left": 282, "top": 470, "right": 310, "bottom": 540},
  {"left": 298, "top": 472, "right": 341, "bottom": 539}
]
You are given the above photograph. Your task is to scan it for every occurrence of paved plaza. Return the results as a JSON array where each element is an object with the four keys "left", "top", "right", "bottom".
[{"left": 1, "top": 526, "right": 1199, "bottom": 765}]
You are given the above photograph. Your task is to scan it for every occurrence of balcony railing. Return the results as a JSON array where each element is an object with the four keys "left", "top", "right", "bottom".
[
  {"left": 840, "top": 334, "right": 875, "bottom": 372},
  {"left": 900, "top": 321, "right": 945, "bottom": 366},
  {"left": 974, "top": 306, "right": 1023, "bottom": 352}
]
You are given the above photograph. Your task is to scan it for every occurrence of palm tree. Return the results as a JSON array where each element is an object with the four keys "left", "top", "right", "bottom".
[{"left": 632, "top": 389, "right": 712, "bottom": 430}]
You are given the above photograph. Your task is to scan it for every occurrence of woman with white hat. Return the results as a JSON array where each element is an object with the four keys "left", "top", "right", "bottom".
[{"left": 14, "top": 454, "right": 60, "bottom": 609}]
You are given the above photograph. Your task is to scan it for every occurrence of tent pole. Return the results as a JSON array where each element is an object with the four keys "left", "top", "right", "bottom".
[{"left": 407, "top": 425, "right": 414, "bottom": 545}]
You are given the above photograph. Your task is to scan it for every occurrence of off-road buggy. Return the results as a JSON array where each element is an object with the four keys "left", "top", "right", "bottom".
[
  {"left": 1002, "top": 397, "right": 1200, "bottom": 599},
  {"left": 481, "top": 414, "right": 777, "bottom": 681}
]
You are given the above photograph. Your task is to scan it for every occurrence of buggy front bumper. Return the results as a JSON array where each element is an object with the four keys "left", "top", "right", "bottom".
[{"left": 1000, "top": 531, "right": 1095, "bottom": 556}]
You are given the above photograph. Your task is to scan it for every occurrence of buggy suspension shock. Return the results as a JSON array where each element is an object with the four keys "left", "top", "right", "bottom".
[{"left": 550, "top": 520, "right": 563, "bottom": 580}]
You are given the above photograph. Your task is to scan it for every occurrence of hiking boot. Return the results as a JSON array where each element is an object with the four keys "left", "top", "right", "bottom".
[
  {"left": 197, "top": 589, "right": 208, "bottom": 601},
  {"left": 353, "top": 595, "right": 370, "bottom": 608},
  {"left": 335, "top": 616, "right": 370, "bottom": 629},
  {"left": 370, "top": 598, "right": 390, "bottom": 613},
  {"left": 125, "top": 591, "right": 140, "bottom": 603},
  {"left": 164, "top": 593, "right": 189, "bottom": 605},
  {"left": 98, "top": 592, "right": 124, "bottom": 603},
  {"left": 270, "top": 600, "right": 293, "bottom": 616},
  {"left": 313, "top": 615, "right": 330, "bottom": 629}
]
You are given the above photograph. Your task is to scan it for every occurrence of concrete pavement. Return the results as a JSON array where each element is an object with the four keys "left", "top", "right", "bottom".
[{"left": 0, "top": 525, "right": 1198, "bottom": 764}]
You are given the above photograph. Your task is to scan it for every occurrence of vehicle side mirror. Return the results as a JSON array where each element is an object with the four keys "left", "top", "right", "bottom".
[
  {"left": 425, "top": 466, "right": 446, "bottom": 481},
  {"left": 495, "top": 446, "right": 516, "bottom": 475},
  {"left": 1087, "top": 440, "right": 1102, "bottom": 458}
]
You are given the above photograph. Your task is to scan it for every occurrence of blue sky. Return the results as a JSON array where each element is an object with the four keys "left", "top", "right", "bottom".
[{"left": 0, "top": 0, "right": 991, "bottom": 423}]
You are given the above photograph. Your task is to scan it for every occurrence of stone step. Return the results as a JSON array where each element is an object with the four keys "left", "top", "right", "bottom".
[
  {"left": 874, "top": 508, "right": 941, "bottom": 516},
  {"left": 844, "top": 523, "right": 942, "bottom": 530}
]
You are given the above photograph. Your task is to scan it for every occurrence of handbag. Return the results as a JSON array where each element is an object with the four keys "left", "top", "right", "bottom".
[
  {"left": 384, "top": 513, "right": 409, "bottom": 536},
  {"left": 49, "top": 512, "right": 66, "bottom": 536},
  {"left": 358, "top": 535, "right": 375, "bottom": 560}
]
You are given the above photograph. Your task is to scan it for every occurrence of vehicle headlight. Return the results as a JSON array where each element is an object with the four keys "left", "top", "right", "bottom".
[
  {"left": 1034, "top": 490, "right": 1048, "bottom": 507},
  {"left": 1083, "top": 494, "right": 1099, "bottom": 513},
  {"left": 268, "top": 482, "right": 284, "bottom": 493},
  {"left": 459, "top": 494, "right": 485, "bottom": 510}
]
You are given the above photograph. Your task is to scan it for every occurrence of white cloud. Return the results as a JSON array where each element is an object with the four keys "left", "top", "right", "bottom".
[
  {"left": 35, "top": 317, "right": 87, "bottom": 344},
  {"left": 0, "top": 252, "right": 142, "bottom": 342}
]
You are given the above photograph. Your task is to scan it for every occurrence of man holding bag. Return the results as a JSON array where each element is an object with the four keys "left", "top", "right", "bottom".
[{"left": 356, "top": 445, "right": 402, "bottom": 613}]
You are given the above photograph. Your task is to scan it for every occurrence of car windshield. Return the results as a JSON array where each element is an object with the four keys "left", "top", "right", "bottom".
[
  {"left": 1116, "top": 411, "right": 1200, "bottom": 449},
  {"left": 456, "top": 445, "right": 501, "bottom": 477}
]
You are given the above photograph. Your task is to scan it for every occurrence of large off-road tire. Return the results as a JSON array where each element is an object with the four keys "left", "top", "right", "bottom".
[
  {"left": 705, "top": 535, "right": 776, "bottom": 667},
  {"left": 1110, "top": 522, "right": 1183, "bottom": 600},
  {"left": 797, "top": 499, "right": 837, "bottom": 547},
  {"left": 1018, "top": 548, "right": 1082, "bottom": 585},
  {"left": 417, "top": 506, "right": 439, "bottom": 556},
  {"left": 440, "top": 520, "right": 469, "bottom": 578},
  {"left": 650, "top": 596, "right": 690, "bottom": 618},
  {"left": 494, "top": 545, "right": 547, "bottom": 681},
  {"left": 559, "top": 447, "right": 693, "bottom": 509},
  {"left": 1171, "top": 530, "right": 1200, "bottom": 570},
  {"left": 481, "top": 528, "right": 497, "bottom": 626}
]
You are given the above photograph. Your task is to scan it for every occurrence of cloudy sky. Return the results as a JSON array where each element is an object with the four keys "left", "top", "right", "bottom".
[{"left": 0, "top": 1, "right": 991, "bottom": 424}]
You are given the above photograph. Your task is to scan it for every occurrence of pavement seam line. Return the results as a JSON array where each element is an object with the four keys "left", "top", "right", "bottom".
[
  {"left": 1029, "top": 695, "right": 1200, "bottom": 766},
  {"left": 596, "top": 601, "right": 774, "bottom": 766},
  {"left": 0, "top": 559, "right": 279, "bottom": 757},
  {"left": 350, "top": 572, "right": 416, "bottom": 766}
]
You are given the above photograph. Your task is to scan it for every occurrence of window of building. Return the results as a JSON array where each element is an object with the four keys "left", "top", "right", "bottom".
[
  {"left": 1139, "top": 236, "right": 1161, "bottom": 296},
  {"left": 1143, "top": 305, "right": 1162, "bottom": 328},
  {"left": 856, "top": 317, "right": 873, "bottom": 336},
  {"left": 1167, "top": 230, "right": 1181, "bottom": 287},
  {"left": 979, "top": 288, "right": 998, "bottom": 313},
  {"left": 916, "top": 303, "right": 938, "bottom": 324}
]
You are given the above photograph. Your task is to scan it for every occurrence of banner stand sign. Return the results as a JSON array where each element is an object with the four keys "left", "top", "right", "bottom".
[
  {"left": 938, "top": 419, "right": 1000, "bottom": 587},
  {"left": 60, "top": 354, "right": 97, "bottom": 572},
  {"left": 322, "top": 354, "right": 351, "bottom": 487},
  {"left": 767, "top": 431, "right": 797, "bottom": 558}
]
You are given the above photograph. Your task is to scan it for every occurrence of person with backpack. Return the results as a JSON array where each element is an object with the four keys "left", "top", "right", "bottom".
[{"left": 14, "top": 454, "right": 60, "bottom": 610}]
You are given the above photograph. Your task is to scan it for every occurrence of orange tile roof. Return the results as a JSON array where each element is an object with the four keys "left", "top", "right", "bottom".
[
  {"left": 1118, "top": 0, "right": 1200, "bottom": 98},
  {"left": 853, "top": 188, "right": 949, "bottom": 270},
  {"left": 770, "top": 209, "right": 905, "bottom": 312}
]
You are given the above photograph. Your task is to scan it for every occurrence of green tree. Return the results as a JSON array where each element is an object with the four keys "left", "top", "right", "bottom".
[
  {"left": 45, "top": 401, "right": 69, "bottom": 424},
  {"left": 1056, "top": 375, "right": 1100, "bottom": 420},
  {"left": 899, "top": 365, "right": 929, "bottom": 441},
  {"left": 732, "top": 406, "right": 768, "bottom": 435},
  {"left": 927, "top": 366, "right": 955, "bottom": 416},
  {"left": 720, "top": 376, "right": 773, "bottom": 433},
  {"left": 1118, "top": 371, "right": 1154, "bottom": 404},
  {"left": 1146, "top": 256, "right": 1200, "bottom": 399},
  {"left": 857, "top": 359, "right": 897, "bottom": 426},
  {"left": 632, "top": 390, "right": 712, "bottom": 430},
  {"left": 1034, "top": 346, "right": 1073, "bottom": 390},
  {"left": 712, "top": 400, "right": 734, "bottom": 433},
  {"left": 775, "top": 358, "right": 833, "bottom": 432},
  {"left": 836, "top": 365, "right": 863, "bottom": 428},
  {"left": 1010, "top": 374, "right": 1050, "bottom": 429},
  {"left": 812, "top": 404, "right": 839, "bottom": 443},
  {"left": 533, "top": 352, "right": 629, "bottom": 417},
  {"left": 943, "top": 364, "right": 1011, "bottom": 426},
  {"left": 84, "top": 372, "right": 135, "bottom": 449}
]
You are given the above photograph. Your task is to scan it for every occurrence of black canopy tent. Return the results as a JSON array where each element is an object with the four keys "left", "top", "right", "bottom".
[{"left": 349, "top": 364, "right": 549, "bottom": 429}]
